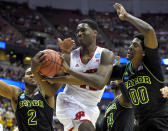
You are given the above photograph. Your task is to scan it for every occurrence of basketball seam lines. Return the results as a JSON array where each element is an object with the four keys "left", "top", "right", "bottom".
[{"left": 46, "top": 52, "right": 56, "bottom": 76}]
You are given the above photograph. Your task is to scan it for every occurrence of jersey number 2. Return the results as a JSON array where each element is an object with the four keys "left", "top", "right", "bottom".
[{"left": 27, "top": 109, "right": 37, "bottom": 125}]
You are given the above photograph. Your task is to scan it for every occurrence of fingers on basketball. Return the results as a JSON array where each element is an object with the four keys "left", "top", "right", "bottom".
[{"left": 39, "top": 49, "right": 62, "bottom": 76}]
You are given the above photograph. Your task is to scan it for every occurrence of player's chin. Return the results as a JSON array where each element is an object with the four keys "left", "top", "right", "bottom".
[
  {"left": 78, "top": 38, "right": 86, "bottom": 44},
  {"left": 32, "top": 81, "right": 37, "bottom": 85},
  {"left": 25, "top": 82, "right": 37, "bottom": 89},
  {"left": 28, "top": 79, "right": 36, "bottom": 85}
]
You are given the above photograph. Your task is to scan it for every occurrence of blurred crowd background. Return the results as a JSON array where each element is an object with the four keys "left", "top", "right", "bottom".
[{"left": 0, "top": 0, "right": 168, "bottom": 130}]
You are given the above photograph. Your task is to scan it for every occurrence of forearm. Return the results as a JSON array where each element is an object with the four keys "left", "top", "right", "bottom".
[
  {"left": 111, "top": 65, "right": 124, "bottom": 80},
  {"left": 0, "top": 80, "right": 10, "bottom": 98},
  {"left": 114, "top": 3, "right": 157, "bottom": 49},
  {"left": 69, "top": 70, "right": 102, "bottom": 87},
  {"left": 60, "top": 44, "right": 71, "bottom": 65},
  {"left": 68, "top": 66, "right": 112, "bottom": 90},
  {"left": 125, "top": 13, "right": 153, "bottom": 34},
  {"left": 48, "top": 75, "right": 89, "bottom": 85},
  {"left": 47, "top": 73, "right": 105, "bottom": 89},
  {"left": 33, "top": 72, "right": 60, "bottom": 96}
]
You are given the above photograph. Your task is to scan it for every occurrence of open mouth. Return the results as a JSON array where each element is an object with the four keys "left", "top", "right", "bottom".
[
  {"left": 127, "top": 52, "right": 132, "bottom": 55},
  {"left": 127, "top": 52, "right": 133, "bottom": 58},
  {"left": 78, "top": 36, "right": 84, "bottom": 40},
  {"left": 29, "top": 79, "right": 36, "bottom": 84}
]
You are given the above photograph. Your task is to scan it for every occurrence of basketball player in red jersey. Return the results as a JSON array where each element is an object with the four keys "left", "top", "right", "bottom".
[{"left": 42, "top": 19, "right": 115, "bottom": 131}]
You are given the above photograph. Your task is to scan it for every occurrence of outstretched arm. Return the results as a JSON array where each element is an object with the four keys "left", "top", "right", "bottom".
[
  {"left": 0, "top": 80, "right": 20, "bottom": 101},
  {"left": 0, "top": 80, "right": 21, "bottom": 111},
  {"left": 114, "top": 3, "right": 158, "bottom": 49}
]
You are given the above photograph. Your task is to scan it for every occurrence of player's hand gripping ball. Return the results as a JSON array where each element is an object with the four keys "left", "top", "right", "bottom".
[{"left": 39, "top": 49, "right": 62, "bottom": 76}]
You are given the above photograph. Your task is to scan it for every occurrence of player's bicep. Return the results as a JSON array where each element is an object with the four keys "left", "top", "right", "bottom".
[
  {"left": 97, "top": 50, "right": 115, "bottom": 73},
  {"left": 144, "top": 28, "right": 158, "bottom": 49},
  {"left": 96, "top": 64, "right": 113, "bottom": 77},
  {"left": 0, "top": 80, "right": 19, "bottom": 100},
  {"left": 10, "top": 85, "right": 20, "bottom": 100},
  {"left": 100, "top": 49, "right": 115, "bottom": 65},
  {"left": 96, "top": 50, "right": 115, "bottom": 81}
]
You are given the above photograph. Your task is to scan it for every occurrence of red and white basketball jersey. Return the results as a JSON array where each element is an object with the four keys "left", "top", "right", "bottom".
[{"left": 63, "top": 46, "right": 105, "bottom": 105}]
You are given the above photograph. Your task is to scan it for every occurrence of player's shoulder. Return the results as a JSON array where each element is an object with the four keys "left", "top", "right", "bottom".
[
  {"left": 72, "top": 47, "right": 80, "bottom": 52},
  {"left": 71, "top": 47, "right": 80, "bottom": 56},
  {"left": 101, "top": 48, "right": 115, "bottom": 62},
  {"left": 10, "top": 85, "right": 22, "bottom": 98},
  {"left": 101, "top": 47, "right": 114, "bottom": 55},
  {"left": 11, "top": 85, "right": 22, "bottom": 91}
]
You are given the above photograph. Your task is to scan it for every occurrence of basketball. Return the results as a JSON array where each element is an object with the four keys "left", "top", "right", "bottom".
[{"left": 39, "top": 49, "right": 62, "bottom": 76}]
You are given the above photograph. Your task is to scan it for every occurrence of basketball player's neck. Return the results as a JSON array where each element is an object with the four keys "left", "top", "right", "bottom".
[
  {"left": 25, "top": 87, "right": 37, "bottom": 96},
  {"left": 81, "top": 44, "right": 97, "bottom": 56},
  {"left": 131, "top": 57, "right": 143, "bottom": 70},
  {"left": 114, "top": 90, "right": 121, "bottom": 98}
]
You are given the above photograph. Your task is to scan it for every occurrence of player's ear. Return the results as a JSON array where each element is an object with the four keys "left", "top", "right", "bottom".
[
  {"left": 93, "top": 30, "right": 97, "bottom": 36},
  {"left": 22, "top": 77, "right": 25, "bottom": 82},
  {"left": 142, "top": 50, "right": 145, "bottom": 56}
]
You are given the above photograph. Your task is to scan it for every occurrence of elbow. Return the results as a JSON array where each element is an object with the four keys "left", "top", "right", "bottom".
[
  {"left": 93, "top": 83, "right": 104, "bottom": 90},
  {"left": 91, "top": 80, "right": 105, "bottom": 90},
  {"left": 95, "top": 74, "right": 111, "bottom": 90},
  {"left": 95, "top": 79, "right": 106, "bottom": 90},
  {"left": 145, "top": 25, "right": 154, "bottom": 33},
  {"left": 97, "top": 84, "right": 105, "bottom": 90}
]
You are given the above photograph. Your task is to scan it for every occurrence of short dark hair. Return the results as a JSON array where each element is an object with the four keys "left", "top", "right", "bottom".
[
  {"left": 78, "top": 19, "right": 99, "bottom": 31},
  {"left": 133, "top": 33, "right": 145, "bottom": 49}
]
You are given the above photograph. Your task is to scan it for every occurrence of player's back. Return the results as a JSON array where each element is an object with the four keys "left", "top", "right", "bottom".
[
  {"left": 15, "top": 90, "right": 54, "bottom": 131},
  {"left": 63, "top": 46, "right": 105, "bottom": 105},
  {"left": 102, "top": 95, "right": 135, "bottom": 131}
]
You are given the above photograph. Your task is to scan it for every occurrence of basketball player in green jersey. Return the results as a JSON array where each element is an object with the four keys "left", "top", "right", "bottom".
[
  {"left": 0, "top": 66, "right": 61, "bottom": 131},
  {"left": 102, "top": 55, "right": 135, "bottom": 131},
  {"left": 101, "top": 80, "right": 135, "bottom": 131},
  {"left": 111, "top": 3, "right": 168, "bottom": 131}
]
